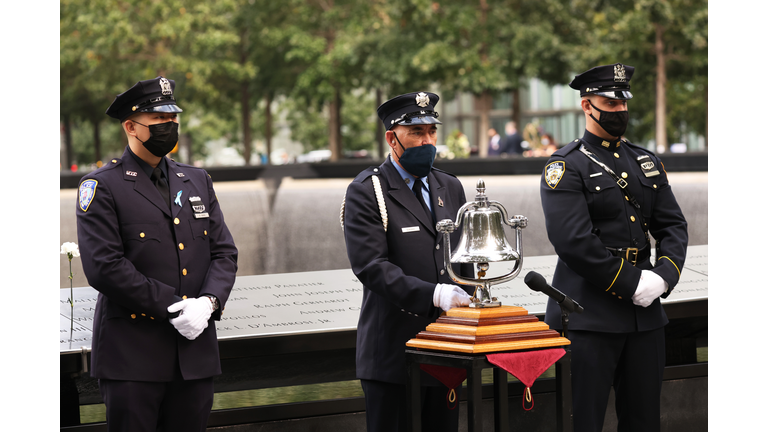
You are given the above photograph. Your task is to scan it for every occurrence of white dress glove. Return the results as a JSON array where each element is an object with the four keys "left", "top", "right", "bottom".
[
  {"left": 632, "top": 270, "right": 668, "bottom": 308},
  {"left": 433, "top": 283, "right": 471, "bottom": 312},
  {"left": 167, "top": 297, "right": 214, "bottom": 340}
]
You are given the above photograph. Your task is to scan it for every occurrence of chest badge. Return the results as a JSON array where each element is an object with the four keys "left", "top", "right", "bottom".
[
  {"left": 188, "top": 196, "right": 209, "bottom": 218},
  {"left": 636, "top": 155, "right": 660, "bottom": 177},
  {"left": 78, "top": 179, "right": 98, "bottom": 212},
  {"left": 544, "top": 161, "right": 565, "bottom": 189}
]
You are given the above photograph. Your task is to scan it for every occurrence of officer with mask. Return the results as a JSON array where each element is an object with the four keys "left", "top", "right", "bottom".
[
  {"left": 342, "top": 92, "right": 474, "bottom": 432},
  {"left": 76, "top": 76, "right": 238, "bottom": 432},
  {"left": 539, "top": 64, "right": 688, "bottom": 431}
]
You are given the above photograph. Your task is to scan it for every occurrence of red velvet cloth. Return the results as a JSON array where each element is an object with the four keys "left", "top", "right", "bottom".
[
  {"left": 419, "top": 364, "right": 467, "bottom": 409},
  {"left": 486, "top": 348, "right": 566, "bottom": 410},
  {"left": 418, "top": 348, "right": 566, "bottom": 411},
  {"left": 486, "top": 348, "right": 565, "bottom": 388}
]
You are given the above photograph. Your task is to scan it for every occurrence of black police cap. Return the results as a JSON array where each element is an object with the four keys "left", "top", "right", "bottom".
[
  {"left": 105, "top": 76, "right": 183, "bottom": 122},
  {"left": 569, "top": 63, "right": 635, "bottom": 100},
  {"left": 377, "top": 92, "right": 442, "bottom": 131}
]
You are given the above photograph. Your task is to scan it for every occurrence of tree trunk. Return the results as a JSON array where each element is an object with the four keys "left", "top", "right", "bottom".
[
  {"left": 265, "top": 92, "right": 273, "bottom": 165},
  {"left": 654, "top": 23, "right": 667, "bottom": 152},
  {"left": 241, "top": 82, "right": 252, "bottom": 165},
  {"left": 511, "top": 88, "right": 521, "bottom": 130},
  {"left": 329, "top": 87, "right": 342, "bottom": 162},
  {"left": 62, "top": 115, "right": 73, "bottom": 170},
  {"left": 376, "top": 88, "right": 384, "bottom": 159},
  {"left": 92, "top": 118, "right": 102, "bottom": 164},
  {"left": 180, "top": 132, "right": 193, "bottom": 164},
  {"left": 477, "top": 90, "right": 492, "bottom": 158}
]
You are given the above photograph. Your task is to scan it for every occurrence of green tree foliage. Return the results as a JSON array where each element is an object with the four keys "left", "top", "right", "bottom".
[
  {"left": 570, "top": 0, "right": 708, "bottom": 149},
  {"left": 60, "top": 0, "right": 707, "bottom": 167}
]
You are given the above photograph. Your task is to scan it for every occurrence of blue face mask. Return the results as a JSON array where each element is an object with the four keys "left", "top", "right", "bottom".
[{"left": 393, "top": 132, "right": 436, "bottom": 177}]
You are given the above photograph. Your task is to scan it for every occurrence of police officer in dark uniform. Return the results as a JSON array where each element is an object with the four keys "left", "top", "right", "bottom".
[
  {"left": 342, "top": 92, "right": 474, "bottom": 432},
  {"left": 539, "top": 64, "right": 688, "bottom": 432},
  {"left": 76, "top": 76, "right": 238, "bottom": 432}
]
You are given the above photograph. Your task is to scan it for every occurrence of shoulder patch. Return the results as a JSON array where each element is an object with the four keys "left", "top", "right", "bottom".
[
  {"left": 79, "top": 179, "right": 98, "bottom": 212},
  {"left": 544, "top": 161, "right": 565, "bottom": 189}
]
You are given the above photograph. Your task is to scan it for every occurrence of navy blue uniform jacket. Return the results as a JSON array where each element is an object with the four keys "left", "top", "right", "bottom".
[
  {"left": 343, "top": 158, "right": 473, "bottom": 385},
  {"left": 540, "top": 132, "right": 688, "bottom": 333},
  {"left": 76, "top": 147, "right": 238, "bottom": 382}
]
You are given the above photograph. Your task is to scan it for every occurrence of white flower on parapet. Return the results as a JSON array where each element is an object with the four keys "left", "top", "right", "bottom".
[{"left": 60, "top": 242, "right": 80, "bottom": 258}]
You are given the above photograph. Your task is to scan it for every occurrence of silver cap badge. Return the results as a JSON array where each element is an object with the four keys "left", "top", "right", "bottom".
[
  {"left": 159, "top": 77, "right": 173, "bottom": 95},
  {"left": 614, "top": 64, "right": 627, "bottom": 83},
  {"left": 415, "top": 92, "right": 430, "bottom": 108}
]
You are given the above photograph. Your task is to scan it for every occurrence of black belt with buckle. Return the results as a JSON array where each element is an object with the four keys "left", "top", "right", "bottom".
[{"left": 606, "top": 244, "right": 650, "bottom": 265}]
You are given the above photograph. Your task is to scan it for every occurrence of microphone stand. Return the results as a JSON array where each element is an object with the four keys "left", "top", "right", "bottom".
[{"left": 556, "top": 295, "right": 582, "bottom": 340}]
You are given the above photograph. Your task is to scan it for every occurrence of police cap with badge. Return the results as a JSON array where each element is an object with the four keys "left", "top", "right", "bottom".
[
  {"left": 377, "top": 92, "right": 442, "bottom": 130},
  {"left": 106, "top": 76, "right": 183, "bottom": 122},
  {"left": 569, "top": 63, "right": 635, "bottom": 100}
]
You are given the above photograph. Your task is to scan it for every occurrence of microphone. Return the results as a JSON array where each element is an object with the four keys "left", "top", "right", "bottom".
[{"left": 524, "top": 271, "right": 584, "bottom": 314}]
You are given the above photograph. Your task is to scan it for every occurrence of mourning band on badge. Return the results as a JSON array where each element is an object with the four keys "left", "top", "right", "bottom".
[
  {"left": 636, "top": 155, "right": 660, "bottom": 177},
  {"left": 79, "top": 179, "right": 98, "bottom": 212},
  {"left": 544, "top": 161, "right": 565, "bottom": 189},
  {"left": 188, "top": 196, "right": 209, "bottom": 218}
]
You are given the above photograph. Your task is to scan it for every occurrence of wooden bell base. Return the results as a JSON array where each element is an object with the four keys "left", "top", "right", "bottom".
[{"left": 406, "top": 305, "right": 570, "bottom": 354}]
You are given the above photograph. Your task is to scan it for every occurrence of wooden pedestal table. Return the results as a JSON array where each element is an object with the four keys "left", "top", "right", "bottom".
[{"left": 405, "top": 306, "right": 574, "bottom": 432}]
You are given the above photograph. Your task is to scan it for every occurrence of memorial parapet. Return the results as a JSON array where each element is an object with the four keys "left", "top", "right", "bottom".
[{"left": 60, "top": 246, "right": 708, "bottom": 354}]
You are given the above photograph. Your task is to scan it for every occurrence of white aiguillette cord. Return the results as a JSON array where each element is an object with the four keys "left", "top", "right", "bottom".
[{"left": 339, "top": 174, "right": 388, "bottom": 232}]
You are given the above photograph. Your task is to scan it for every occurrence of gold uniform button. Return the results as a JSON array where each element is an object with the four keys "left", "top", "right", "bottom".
[
  {"left": 179, "top": 243, "right": 184, "bottom": 250},
  {"left": 595, "top": 186, "right": 601, "bottom": 191},
  {"left": 130, "top": 314, "right": 137, "bottom": 319},
  {"left": 140, "top": 232, "right": 145, "bottom": 238},
  {"left": 653, "top": 184, "right": 657, "bottom": 189},
  {"left": 204, "top": 230, "right": 208, "bottom": 236},
  {"left": 182, "top": 295, "right": 188, "bottom": 300},
  {"left": 611, "top": 292, "right": 616, "bottom": 296},
  {"left": 614, "top": 153, "right": 620, "bottom": 158},
  {"left": 182, "top": 269, "right": 187, "bottom": 276},
  {"left": 621, "top": 172, "right": 628, "bottom": 179},
  {"left": 630, "top": 216, "right": 636, "bottom": 222},
  {"left": 112, "top": 159, "right": 117, "bottom": 163},
  {"left": 150, "top": 317, "right": 155, "bottom": 320},
  {"left": 174, "top": 218, "right": 180, "bottom": 225},
  {"left": 625, "top": 196, "right": 629, "bottom": 201},
  {"left": 141, "top": 313, "right": 146, "bottom": 316},
  {"left": 618, "top": 296, "right": 623, "bottom": 300}
]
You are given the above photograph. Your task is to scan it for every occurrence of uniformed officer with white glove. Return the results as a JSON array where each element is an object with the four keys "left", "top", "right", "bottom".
[
  {"left": 342, "top": 92, "right": 475, "bottom": 432},
  {"left": 77, "top": 76, "right": 238, "bottom": 432},
  {"left": 539, "top": 64, "right": 688, "bottom": 432}
]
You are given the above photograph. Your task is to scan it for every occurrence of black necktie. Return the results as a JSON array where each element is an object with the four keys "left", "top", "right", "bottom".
[
  {"left": 151, "top": 167, "right": 171, "bottom": 209},
  {"left": 412, "top": 178, "right": 434, "bottom": 224}
]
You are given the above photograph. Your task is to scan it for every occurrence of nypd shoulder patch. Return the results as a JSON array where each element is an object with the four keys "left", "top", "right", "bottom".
[
  {"left": 545, "top": 161, "right": 565, "bottom": 189},
  {"left": 79, "top": 179, "right": 98, "bottom": 212}
]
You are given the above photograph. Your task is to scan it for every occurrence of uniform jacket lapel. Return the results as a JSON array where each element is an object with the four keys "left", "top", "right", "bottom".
[
  {"left": 382, "top": 159, "right": 436, "bottom": 235},
  {"left": 121, "top": 148, "right": 171, "bottom": 217},
  {"left": 167, "top": 160, "right": 192, "bottom": 218},
  {"left": 428, "top": 170, "right": 450, "bottom": 244}
]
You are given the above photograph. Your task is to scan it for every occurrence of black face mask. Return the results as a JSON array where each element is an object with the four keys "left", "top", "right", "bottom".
[
  {"left": 588, "top": 100, "right": 629, "bottom": 138},
  {"left": 393, "top": 132, "right": 436, "bottom": 178},
  {"left": 133, "top": 121, "right": 179, "bottom": 157}
]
